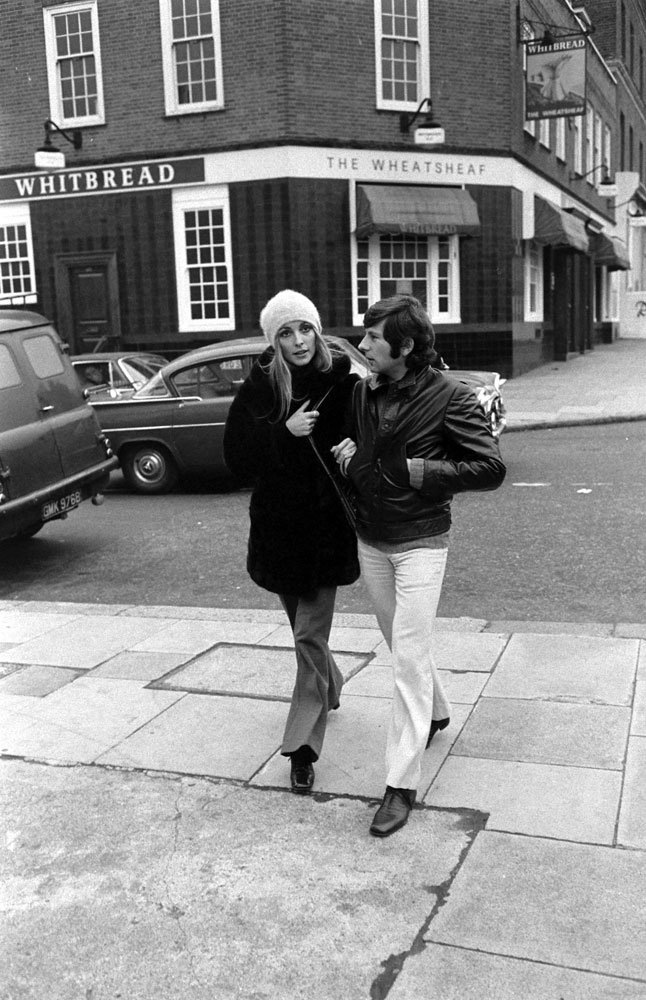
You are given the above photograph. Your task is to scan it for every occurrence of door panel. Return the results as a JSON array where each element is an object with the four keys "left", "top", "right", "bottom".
[{"left": 70, "top": 265, "right": 112, "bottom": 352}]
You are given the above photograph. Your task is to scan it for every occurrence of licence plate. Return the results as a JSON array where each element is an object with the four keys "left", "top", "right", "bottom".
[{"left": 42, "top": 489, "right": 82, "bottom": 521}]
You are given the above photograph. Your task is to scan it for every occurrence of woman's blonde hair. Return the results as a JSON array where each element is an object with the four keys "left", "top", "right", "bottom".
[{"left": 265, "top": 330, "right": 334, "bottom": 420}]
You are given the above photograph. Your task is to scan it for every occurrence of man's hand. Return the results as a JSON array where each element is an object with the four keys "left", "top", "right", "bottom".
[
  {"left": 286, "top": 400, "right": 319, "bottom": 437},
  {"left": 331, "top": 437, "right": 357, "bottom": 473}
]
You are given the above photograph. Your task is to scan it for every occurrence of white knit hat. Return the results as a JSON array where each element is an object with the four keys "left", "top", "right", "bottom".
[{"left": 259, "top": 289, "right": 322, "bottom": 346}]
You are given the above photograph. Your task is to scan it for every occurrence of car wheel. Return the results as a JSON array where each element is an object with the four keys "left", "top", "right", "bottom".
[{"left": 121, "top": 444, "right": 179, "bottom": 494}]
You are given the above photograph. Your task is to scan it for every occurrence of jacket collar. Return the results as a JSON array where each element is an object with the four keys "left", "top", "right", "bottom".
[{"left": 367, "top": 365, "right": 429, "bottom": 393}]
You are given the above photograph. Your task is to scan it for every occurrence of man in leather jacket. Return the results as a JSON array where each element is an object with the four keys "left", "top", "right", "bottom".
[{"left": 332, "top": 294, "right": 506, "bottom": 838}]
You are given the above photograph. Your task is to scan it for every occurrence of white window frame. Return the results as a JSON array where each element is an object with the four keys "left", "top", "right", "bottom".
[
  {"left": 555, "top": 116, "right": 566, "bottom": 161},
  {"left": 594, "top": 113, "right": 603, "bottom": 174},
  {"left": 43, "top": 0, "right": 104, "bottom": 127},
  {"left": 573, "top": 113, "right": 583, "bottom": 174},
  {"left": 603, "top": 123, "right": 612, "bottom": 172},
  {"left": 159, "top": 0, "right": 224, "bottom": 115},
  {"left": 374, "top": 0, "right": 430, "bottom": 111},
  {"left": 539, "top": 118, "right": 550, "bottom": 148},
  {"left": 585, "top": 103, "right": 594, "bottom": 176},
  {"left": 524, "top": 240, "right": 543, "bottom": 322},
  {"left": 351, "top": 228, "right": 461, "bottom": 325},
  {"left": 172, "top": 185, "right": 235, "bottom": 333},
  {"left": 0, "top": 204, "right": 37, "bottom": 306}
]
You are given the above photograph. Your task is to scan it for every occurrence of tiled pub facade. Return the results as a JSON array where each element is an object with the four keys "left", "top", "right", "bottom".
[{"left": 1, "top": 0, "right": 643, "bottom": 376}]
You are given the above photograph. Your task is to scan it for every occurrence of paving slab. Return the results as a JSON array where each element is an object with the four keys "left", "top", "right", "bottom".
[
  {"left": 484, "top": 633, "right": 639, "bottom": 705},
  {"left": 150, "top": 643, "right": 369, "bottom": 700},
  {"left": 344, "top": 662, "right": 487, "bottom": 705},
  {"left": 371, "top": 631, "right": 507, "bottom": 671},
  {"left": 131, "top": 618, "right": 277, "bottom": 654},
  {"left": 0, "top": 611, "right": 80, "bottom": 645},
  {"left": 89, "top": 649, "right": 193, "bottom": 682},
  {"left": 0, "top": 760, "right": 480, "bottom": 1000},
  {"left": 632, "top": 640, "right": 646, "bottom": 735},
  {"left": 388, "top": 942, "right": 646, "bottom": 1000},
  {"left": 4, "top": 615, "right": 174, "bottom": 668},
  {"left": 98, "top": 693, "right": 288, "bottom": 779},
  {"left": 0, "top": 664, "right": 84, "bottom": 697},
  {"left": 453, "top": 698, "right": 630, "bottom": 769},
  {"left": 0, "top": 678, "right": 184, "bottom": 764},
  {"left": 483, "top": 620, "right": 615, "bottom": 636},
  {"left": 617, "top": 736, "right": 646, "bottom": 849},
  {"left": 429, "top": 830, "right": 646, "bottom": 980},
  {"left": 424, "top": 756, "right": 621, "bottom": 843}
]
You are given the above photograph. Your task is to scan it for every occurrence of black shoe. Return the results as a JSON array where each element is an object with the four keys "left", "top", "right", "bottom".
[
  {"left": 290, "top": 759, "right": 315, "bottom": 794},
  {"left": 426, "top": 717, "right": 450, "bottom": 748},
  {"left": 369, "top": 786, "right": 416, "bottom": 837}
]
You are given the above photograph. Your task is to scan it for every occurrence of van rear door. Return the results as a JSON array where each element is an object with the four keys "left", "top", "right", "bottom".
[
  {"left": 20, "top": 327, "right": 107, "bottom": 477},
  {"left": 0, "top": 337, "right": 64, "bottom": 502}
]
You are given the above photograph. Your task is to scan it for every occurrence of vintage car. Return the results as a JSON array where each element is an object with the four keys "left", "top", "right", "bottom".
[
  {"left": 71, "top": 351, "right": 167, "bottom": 399},
  {"left": 0, "top": 310, "right": 117, "bottom": 541},
  {"left": 90, "top": 336, "right": 505, "bottom": 494}
]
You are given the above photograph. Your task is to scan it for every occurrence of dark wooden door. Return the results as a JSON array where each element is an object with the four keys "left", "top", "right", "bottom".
[{"left": 70, "top": 264, "right": 113, "bottom": 352}]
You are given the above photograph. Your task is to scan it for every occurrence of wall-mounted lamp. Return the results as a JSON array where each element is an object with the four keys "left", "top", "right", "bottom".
[
  {"left": 34, "top": 119, "right": 82, "bottom": 170},
  {"left": 569, "top": 164, "right": 617, "bottom": 196},
  {"left": 399, "top": 98, "right": 445, "bottom": 146}
]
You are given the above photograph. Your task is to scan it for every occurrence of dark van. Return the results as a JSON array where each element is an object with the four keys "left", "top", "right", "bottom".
[{"left": 0, "top": 310, "right": 117, "bottom": 542}]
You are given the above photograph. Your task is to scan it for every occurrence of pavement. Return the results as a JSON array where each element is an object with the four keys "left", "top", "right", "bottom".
[{"left": 2, "top": 337, "right": 646, "bottom": 1000}]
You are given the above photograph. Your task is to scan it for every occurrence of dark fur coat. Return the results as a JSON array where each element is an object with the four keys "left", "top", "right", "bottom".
[{"left": 223, "top": 347, "right": 360, "bottom": 597}]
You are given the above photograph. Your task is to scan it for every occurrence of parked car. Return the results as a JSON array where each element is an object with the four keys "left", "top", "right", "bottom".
[
  {"left": 90, "top": 337, "right": 367, "bottom": 493},
  {"left": 90, "top": 336, "right": 505, "bottom": 494},
  {"left": 0, "top": 310, "right": 117, "bottom": 542},
  {"left": 445, "top": 368, "right": 506, "bottom": 438},
  {"left": 71, "top": 351, "right": 167, "bottom": 399}
]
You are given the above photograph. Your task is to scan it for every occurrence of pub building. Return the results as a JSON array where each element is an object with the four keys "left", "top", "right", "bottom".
[{"left": 0, "top": 0, "right": 639, "bottom": 377}]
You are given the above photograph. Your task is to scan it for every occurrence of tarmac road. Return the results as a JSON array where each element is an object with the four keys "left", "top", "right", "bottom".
[{"left": 0, "top": 421, "right": 644, "bottom": 624}]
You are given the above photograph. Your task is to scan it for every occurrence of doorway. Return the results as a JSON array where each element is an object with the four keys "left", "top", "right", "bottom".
[{"left": 55, "top": 251, "right": 121, "bottom": 353}]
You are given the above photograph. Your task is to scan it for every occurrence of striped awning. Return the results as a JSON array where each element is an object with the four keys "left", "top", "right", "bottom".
[
  {"left": 534, "top": 196, "right": 589, "bottom": 253},
  {"left": 356, "top": 184, "right": 480, "bottom": 238},
  {"left": 590, "top": 232, "right": 631, "bottom": 271}
]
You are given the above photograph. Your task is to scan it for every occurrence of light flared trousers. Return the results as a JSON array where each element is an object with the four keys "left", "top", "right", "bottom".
[
  {"left": 279, "top": 587, "right": 344, "bottom": 761},
  {"left": 358, "top": 538, "right": 451, "bottom": 790}
]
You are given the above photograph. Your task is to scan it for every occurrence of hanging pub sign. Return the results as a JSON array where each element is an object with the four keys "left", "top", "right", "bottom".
[{"left": 525, "top": 36, "right": 587, "bottom": 120}]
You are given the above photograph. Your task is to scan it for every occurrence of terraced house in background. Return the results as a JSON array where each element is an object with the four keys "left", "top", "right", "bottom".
[{"left": 1, "top": 0, "right": 645, "bottom": 377}]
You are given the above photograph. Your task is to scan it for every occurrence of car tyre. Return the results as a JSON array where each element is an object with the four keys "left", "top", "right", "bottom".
[{"left": 121, "top": 443, "right": 179, "bottom": 494}]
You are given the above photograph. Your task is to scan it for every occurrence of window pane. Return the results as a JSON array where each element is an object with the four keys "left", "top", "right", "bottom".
[
  {"left": 183, "top": 206, "right": 230, "bottom": 321},
  {"left": 0, "top": 223, "right": 32, "bottom": 298},
  {"left": 23, "top": 335, "right": 64, "bottom": 379},
  {"left": 0, "top": 344, "right": 21, "bottom": 389}
]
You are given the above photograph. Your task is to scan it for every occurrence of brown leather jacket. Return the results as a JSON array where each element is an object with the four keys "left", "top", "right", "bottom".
[{"left": 346, "top": 366, "right": 506, "bottom": 542}]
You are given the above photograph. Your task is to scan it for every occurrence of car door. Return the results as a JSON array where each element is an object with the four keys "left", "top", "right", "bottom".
[
  {"left": 21, "top": 329, "right": 106, "bottom": 478},
  {"left": 0, "top": 338, "right": 64, "bottom": 502},
  {"left": 168, "top": 354, "right": 255, "bottom": 475}
]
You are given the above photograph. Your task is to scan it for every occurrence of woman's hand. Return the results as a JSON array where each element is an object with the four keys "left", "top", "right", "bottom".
[
  {"left": 331, "top": 437, "right": 357, "bottom": 474},
  {"left": 286, "top": 399, "right": 319, "bottom": 437}
]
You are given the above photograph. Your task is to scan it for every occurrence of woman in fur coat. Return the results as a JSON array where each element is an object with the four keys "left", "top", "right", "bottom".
[{"left": 223, "top": 290, "right": 360, "bottom": 795}]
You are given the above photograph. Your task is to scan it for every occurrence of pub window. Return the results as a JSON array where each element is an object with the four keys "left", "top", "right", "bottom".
[
  {"left": 603, "top": 123, "right": 612, "bottom": 173},
  {"left": 555, "top": 117, "right": 566, "bottom": 161},
  {"left": 172, "top": 186, "right": 235, "bottom": 332},
  {"left": 539, "top": 118, "right": 550, "bottom": 149},
  {"left": 573, "top": 114, "right": 583, "bottom": 175},
  {"left": 159, "top": 0, "right": 224, "bottom": 115},
  {"left": 524, "top": 241, "right": 543, "bottom": 322},
  {"left": 43, "top": 1, "right": 104, "bottom": 126},
  {"left": 0, "top": 208, "right": 37, "bottom": 306},
  {"left": 374, "top": 0, "right": 430, "bottom": 110},
  {"left": 593, "top": 113, "right": 602, "bottom": 174},
  {"left": 354, "top": 233, "right": 460, "bottom": 324},
  {"left": 585, "top": 103, "right": 593, "bottom": 175}
]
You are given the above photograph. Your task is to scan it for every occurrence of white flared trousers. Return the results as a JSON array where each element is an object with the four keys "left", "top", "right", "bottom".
[{"left": 358, "top": 538, "right": 451, "bottom": 791}]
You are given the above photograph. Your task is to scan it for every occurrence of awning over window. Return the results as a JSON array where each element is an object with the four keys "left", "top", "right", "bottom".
[
  {"left": 356, "top": 184, "right": 480, "bottom": 239},
  {"left": 590, "top": 232, "right": 631, "bottom": 271},
  {"left": 534, "top": 196, "right": 589, "bottom": 253}
]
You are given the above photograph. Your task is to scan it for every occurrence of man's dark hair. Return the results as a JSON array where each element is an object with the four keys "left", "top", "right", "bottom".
[{"left": 363, "top": 295, "right": 435, "bottom": 370}]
